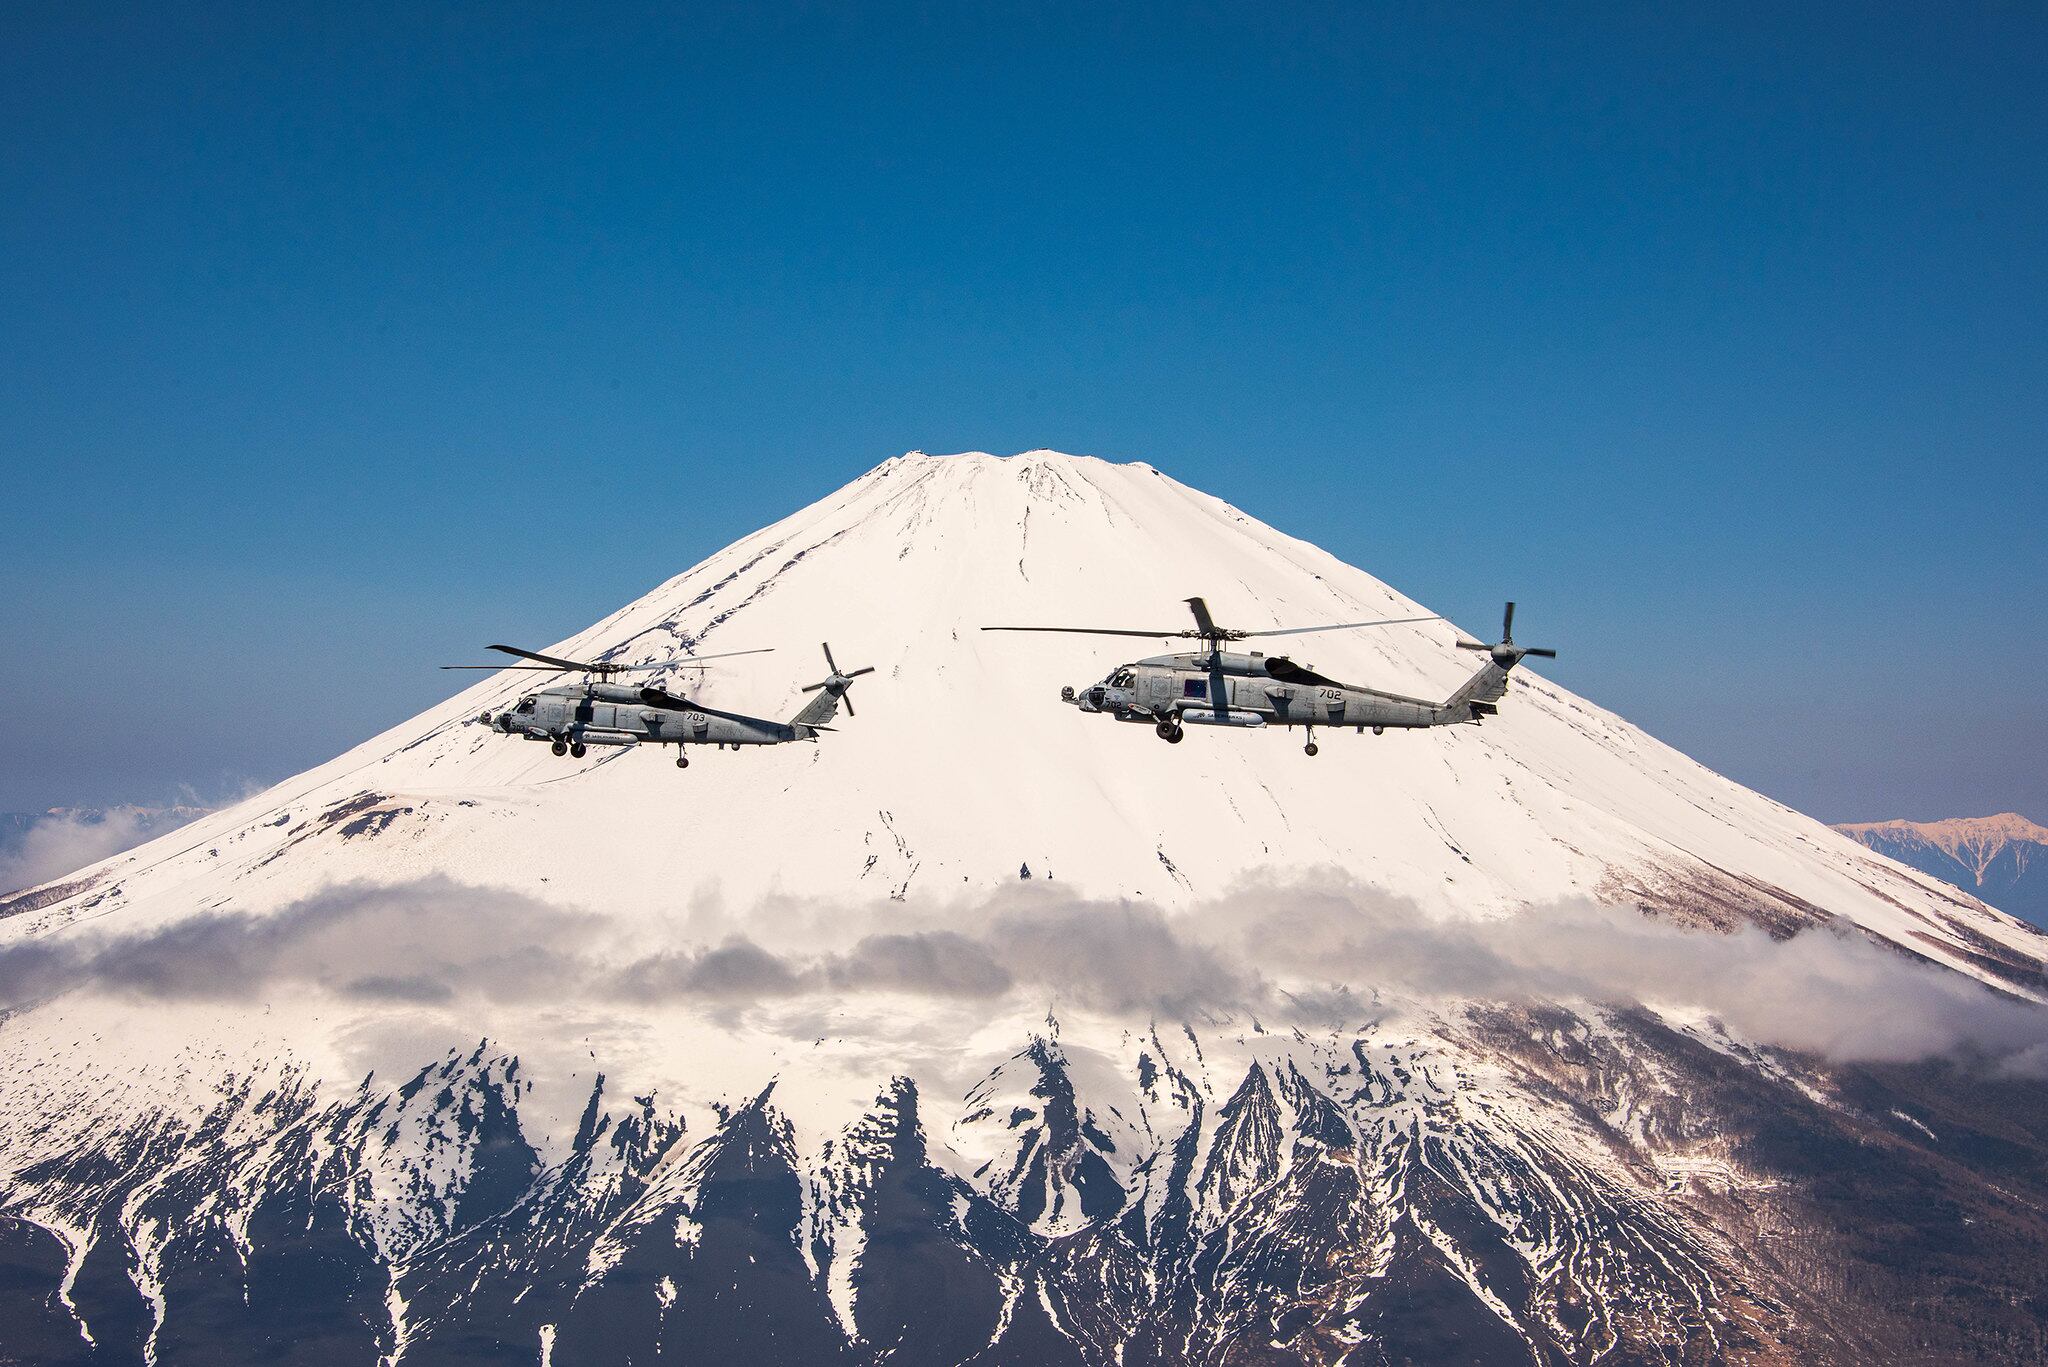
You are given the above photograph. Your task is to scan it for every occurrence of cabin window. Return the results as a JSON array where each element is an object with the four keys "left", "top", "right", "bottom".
[{"left": 1183, "top": 678, "right": 1207, "bottom": 700}]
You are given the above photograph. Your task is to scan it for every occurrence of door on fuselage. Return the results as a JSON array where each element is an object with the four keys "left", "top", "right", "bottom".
[{"left": 1141, "top": 670, "right": 1175, "bottom": 714}]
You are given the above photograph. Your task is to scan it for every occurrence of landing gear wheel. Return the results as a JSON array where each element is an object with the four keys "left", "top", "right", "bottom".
[
  {"left": 1155, "top": 720, "right": 1176, "bottom": 740},
  {"left": 1166, "top": 726, "right": 1184, "bottom": 744},
  {"left": 550, "top": 740, "right": 567, "bottom": 757},
  {"left": 570, "top": 742, "right": 587, "bottom": 758},
  {"left": 676, "top": 751, "right": 690, "bottom": 768},
  {"left": 1304, "top": 742, "right": 1319, "bottom": 757}
]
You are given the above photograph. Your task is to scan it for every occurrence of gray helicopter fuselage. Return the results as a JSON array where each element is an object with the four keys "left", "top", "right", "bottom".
[
  {"left": 993, "top": 595, "right": 1545, "bottom": 755},
  {"left": 492, "top": 682, "right": 810, "bottom": 750},
  {"left": 454, "top": 640, "right": 868, "bottom": 767},
  {"left": 1066, "top": 650, "right": 1509, "bottom": 733}
]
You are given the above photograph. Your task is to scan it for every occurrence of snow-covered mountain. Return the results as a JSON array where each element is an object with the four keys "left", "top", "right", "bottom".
[
  {"left": 1837, "top": 813, "right": 2048, "bottom": 930},
  {"left": 4, "top": 450, "right": 2047, "bottom": 1365}
]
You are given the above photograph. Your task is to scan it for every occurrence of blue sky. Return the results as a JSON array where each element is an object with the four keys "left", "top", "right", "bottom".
[{"left": 2, "top": 2, "right": 2042, "bottom": 822}]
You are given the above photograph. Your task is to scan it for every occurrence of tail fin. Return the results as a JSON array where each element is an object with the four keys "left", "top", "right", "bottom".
[
  {"left": 791, "top": 680, "right": 850, "bottom": 731},
  {"left": 1437, "top": 603, "right": 1556, "bottom": 724},
  {"left": 1438, "top": 661, "right": 1512, "bottom": 724}
]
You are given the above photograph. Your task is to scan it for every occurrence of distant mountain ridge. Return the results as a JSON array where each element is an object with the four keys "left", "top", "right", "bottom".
[
  {"left": 0, "top": 804, "right": 209, "bottom": 844},
  {"left": 0, "top": 805, "right": 209, "bottom": 902},
  {"left": 1835, "top": 813, "right": 2047, "bottom": 928}
]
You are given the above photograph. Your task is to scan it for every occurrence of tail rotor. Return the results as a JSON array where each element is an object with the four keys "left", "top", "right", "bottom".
[
  {"left": 1456, "top": 602, "right": 1558, "bottom": 669},
  {"left": 800, "top": 643, "right": 875, "bottom": 717}
]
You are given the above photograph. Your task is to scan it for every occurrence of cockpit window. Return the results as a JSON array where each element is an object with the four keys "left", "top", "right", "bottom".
[
  {"left": 514, "top": 698, "right": 536, "bottom": 714},
  {"left": 1109, "top": 668, "right": 1135, "bottom": 687}
]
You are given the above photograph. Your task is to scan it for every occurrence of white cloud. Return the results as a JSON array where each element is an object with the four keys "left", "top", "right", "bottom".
[
  {"left": 1, "top": 809, "right": 170, "bottom": 896},
  {"left": 5, "top": 872, "right": 2045, "bottom": 1076}
]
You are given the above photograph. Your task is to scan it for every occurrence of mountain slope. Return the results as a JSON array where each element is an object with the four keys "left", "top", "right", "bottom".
[
  {"left": 5, "top": 451, "right": 2035, "bottom": 986},
  {"left": 3, "top": 450, "right": 2046, "bottom": 1365}
]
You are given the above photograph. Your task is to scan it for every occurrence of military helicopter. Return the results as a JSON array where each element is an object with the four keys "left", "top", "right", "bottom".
[
  {"left": 982, "top": 598, "right": 1553, "bottom": 756},
  {"left": 441, "top": 643, "right": 872, "bottom": 768}
]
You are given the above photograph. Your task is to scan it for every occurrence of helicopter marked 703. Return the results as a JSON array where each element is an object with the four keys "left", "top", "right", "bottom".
[
  {"left": 982, "top": 598, "right": 1554, "bottom": 756},
  {"left": 441, "top": 643, "right": 872, "bottom": 768}
]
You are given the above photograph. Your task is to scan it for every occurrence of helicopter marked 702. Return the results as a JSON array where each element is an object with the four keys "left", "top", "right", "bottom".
[
  {"left": 983, "top": 598, "right": 1554, "bottom": 756},
  {"left": 441, "top": 643, "right": 872, "bottom": 768}
]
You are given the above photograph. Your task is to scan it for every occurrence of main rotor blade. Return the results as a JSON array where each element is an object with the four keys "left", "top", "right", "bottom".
[
  {"left": 637, "top": 686, "right": 696, "bottom": 710},
  {"left": 629, "top": 646, "right": 775, "bottom": 671},
  {"left": 670, "top": 699, "right": 759, "bottom": 726},
  {"left": 478, "top": 644, "right": 775, "bottom": 676},
  {"left": 673, "top": 646, "right": 775, "bottom": 664},
  {"left": 980, "top": 626, "right": 1188, "bottom": 639},
  {"left": 441, "top": 664, "right": 572, "bottom": 670},
  {"left": 488, "top": 644, "right": 600, "bottom": 671},
  {"left": 1185, "top": 597, "right": 1219, "bottom": 637},
  {"left": 1239, "top": 615, "right": 1441, "bottom": 639}
]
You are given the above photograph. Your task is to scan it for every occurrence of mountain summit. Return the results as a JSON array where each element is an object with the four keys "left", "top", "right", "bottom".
[
  {"left": 11, "top": 451, "right": 2033, "bottom": 973},
  {"left": 4, "top": 451, "right": 2047, "bottom": 1364}
]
